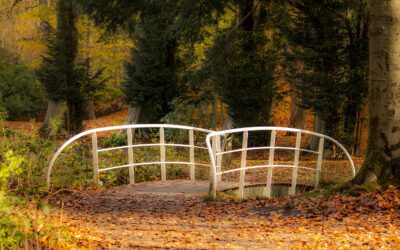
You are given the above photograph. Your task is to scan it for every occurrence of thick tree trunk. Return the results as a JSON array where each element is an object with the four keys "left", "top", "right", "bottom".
[
  {"left": 40, "top": 101, "right": 67, "bottom": 135},
  {"left": 127, "top": 106, "right": 141, "bottom": 124},
  {"left": 126, "top": 105, "right": 141, "bottom": 139},
  {"left": 353, "top": 0, "right": 400, "bottom": 186},
  {"left": 352, "top": 104, "right": 368, "bottom": 156}
]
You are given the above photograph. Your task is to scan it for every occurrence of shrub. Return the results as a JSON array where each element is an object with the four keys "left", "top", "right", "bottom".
[
  {"left": 102, "top": 132, "right": 127, "bottom": 147},
  {"left": 0, "top": 48, "right": 46, "bottom": 121},
  {"left": 0, "top": 150, "right": 24, "bottom": 248}
]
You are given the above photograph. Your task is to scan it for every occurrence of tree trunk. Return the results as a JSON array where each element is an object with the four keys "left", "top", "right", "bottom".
[
  {"left": 64, "top": 0, "right": 81, "bottom": 135},
  {"left": 222, "top": 115, "right": 234, "bottom": 166},
  {"left": 86, "top": 100, "right": 96, "bottom": 120},
  {"left": 127, "top": 106, "right": 141, "bottom": 124},
  {"left": 38, "top": 0, "right": 66, "bottom": 136},
  {"left": 38, "top": 0, "right": 49, "bottom": 33},
  {"left": 66, "top": 99, "right": 84, "bottom": 135},
  {"left": 309, "top": 114, "right": 326, "bottom": 151},
  {"left": 84, "top": 22, "right": 96, "bottom": 121},
  {"left": 289, "top": 82, "right": 307, "bottom": 130},
  {"left": 126, "top": 105, "right": 141, "bottom": 139},
  {"left": 40, "top": 100, "right": 67, "bottom": 135},
  {"left": 352, "top": 103, "right": 368, "bottom": 156},
  {"left": 352, "top": 109, "right": 363, "bottom": 156},
  {"left": 353, "top": 0, "right": 400, "bottom": 186}
]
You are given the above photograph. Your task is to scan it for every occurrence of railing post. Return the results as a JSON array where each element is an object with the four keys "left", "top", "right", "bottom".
[
  {"left": 264, "top": 130, "right": 276, "bottom": 198},
  {"left": 239, "top": 131, "right": 248, "bottom": 199},
  {"left": 189, "top": 129, "right": 195, "bottom": 181},
  {"left": 289, "top": 132, "right": 302, "bottom": 195},
  {"left": 315, "top": 137, "right": 325, "bottom": 187},
  {"left": 160, "top": 127, "right": 166, "bottom": 181},
  {"left": 215, "top": 134, "right": 222, "bottom": 182},
  {"left": 127, "top": 128, "right": 135, "bottom": 184},
  {"left": 210, "top": 136, "right": 217, "bottom": 195},
  {"left": 210, "top": 136, "right": 217, "bottom": 179},
  {"left": 92, "top": 132, "right": 100, "bottom": 186}
]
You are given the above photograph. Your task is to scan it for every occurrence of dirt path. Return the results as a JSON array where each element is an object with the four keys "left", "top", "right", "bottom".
[{"left": 49, "top": 183, "right": 400, "bottom": 249}]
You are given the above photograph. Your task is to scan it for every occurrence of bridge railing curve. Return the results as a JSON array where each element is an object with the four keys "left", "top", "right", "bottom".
[
  {"left": 206, "top": 127, "right": 356, "bottom": 199},
  {"left": 47, "top": 124, "right": 214, "bottom": 188}
]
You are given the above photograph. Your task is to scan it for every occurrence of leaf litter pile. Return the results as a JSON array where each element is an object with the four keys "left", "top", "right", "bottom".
[{"left": 48, "top": 185, "right": 400, "bottom": 249}]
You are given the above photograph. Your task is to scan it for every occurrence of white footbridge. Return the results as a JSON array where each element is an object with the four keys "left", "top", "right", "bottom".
[{"left": 47, "top": 124, "right": 356, "bottom": 199}]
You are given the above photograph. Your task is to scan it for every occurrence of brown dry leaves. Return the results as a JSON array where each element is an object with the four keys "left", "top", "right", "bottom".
[
  {"left": 48, "top": 186, "right": 400, "bottom": 249},
  {"left": 297, "top": 186, "right": 400, "bottom": 219}
]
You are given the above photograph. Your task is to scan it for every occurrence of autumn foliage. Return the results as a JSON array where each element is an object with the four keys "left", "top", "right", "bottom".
[{"left": 44, "top": 184, "right": 400, "bottom": 248}]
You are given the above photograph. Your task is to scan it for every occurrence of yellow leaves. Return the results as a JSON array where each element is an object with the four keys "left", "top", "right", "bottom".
[
  {"left": 0, "top": 0, "right": 46, "bottom": 64},
  {"left": 298, "top": 226, "right": 307, "bottom": 232}
]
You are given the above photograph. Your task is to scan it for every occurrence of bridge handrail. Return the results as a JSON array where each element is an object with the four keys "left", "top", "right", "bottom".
[
  {"left": 47, "top": 124, "right": 214, "bottom": 188},
  {"left": 206, "top": 126, "right": 356, "bottom": 199}
]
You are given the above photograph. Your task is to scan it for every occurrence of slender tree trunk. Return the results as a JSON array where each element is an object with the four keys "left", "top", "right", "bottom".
[
  {"left": 222, "top": 115, "right": 234, "bottom": 166},
  {"left": 85, "top": 22, "right": 96, "bottom": 120},
  {"left": 353, "top": 0, "right": 400, "bottom": 185},
  {"left": 63, "top": 0, "right": 81, "bottom": 135},
  {"left": 309, "top": 114, "right": 326, "bottom": 151},
  {"left": 352, "top": 109, "right": 363, "bottom": 156},
  {"left": 86, "top": 100, "right": 96, "bottom": 120},
  {"left": 289, "top": 82, "right": 307, "bottom": 130}
]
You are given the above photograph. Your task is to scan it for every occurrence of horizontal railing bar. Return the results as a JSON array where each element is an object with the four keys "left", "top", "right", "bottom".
[
  {"left": 217, "top": 165, "right": 318, "bottom": 175},
  {"left": 90, "top": 124, "right": 214, "bottom": 134},
  {"left": 206, "top": 126, "right": 356, "bottom": 177},
  {"left": 47, "top": 124, "right": 214, "bottom": 188},
  {"left": 216, "top": 146, "right": 319, "bottom": 156},
  {"left": 98, "top": 161, "right": 211, "bottom": 172},
  {"left": 207, "top": 126, "right": 328, "bottom": 137},
  {"left": 98, "top": 143, "right": 208, "bottom": 152}
]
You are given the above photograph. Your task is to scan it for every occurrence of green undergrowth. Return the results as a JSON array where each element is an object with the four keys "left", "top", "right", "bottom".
[
  {"left": 0, "top": 194, "right": 73, "bottom": 249},
  {"left": 1, "top": 126, "right": 208, "bottom": 192},
  {"left": 96, "top": 131, "right": 210, "bottom": 186},
  {"left": 0, "top": 144, "right": 72, "bottom": 249},
  {"left": 0, "top": 126, "right": 86, "bottom": 248},
  {"left": 1, "top": 125, "right": 372, "bottom": 247}
]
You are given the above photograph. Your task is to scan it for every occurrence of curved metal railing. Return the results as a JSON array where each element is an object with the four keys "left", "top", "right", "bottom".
[
  {"left": 47, "top": 124, "right": 214, "bottom": 188},
  {"left": 206, "top": 127, "right": 356, "bottom": 199}
]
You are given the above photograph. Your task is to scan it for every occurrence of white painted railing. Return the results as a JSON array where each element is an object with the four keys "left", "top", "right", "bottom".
[
  {"left": 46, "top": 124, "right": 214, "bottom": 188},
  {"left": 206, "top": 127, "right": 356, "bottom": 199},
  {"left": 48, "top": 125, "right": 356, "bottom": 198}
]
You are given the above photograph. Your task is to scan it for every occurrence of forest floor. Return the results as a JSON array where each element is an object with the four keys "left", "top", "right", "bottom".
[
  {"left": 1, "top": 109, "right": 128, "bottom": 135},
  {"left": 47, "top": 184, "right": 400, "bottom": 249},
  {"left": 3, "top": 99, "right": 377, "bottom": 249}
]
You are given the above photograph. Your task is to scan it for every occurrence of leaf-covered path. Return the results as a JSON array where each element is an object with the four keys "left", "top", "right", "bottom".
[{"left": 49, "top": 183, "right": 400, "bottom": 249}]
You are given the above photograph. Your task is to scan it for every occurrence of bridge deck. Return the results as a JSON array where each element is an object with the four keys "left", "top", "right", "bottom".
[{"left": 106, "top": 180, "right": 239, "bottom": 195}]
